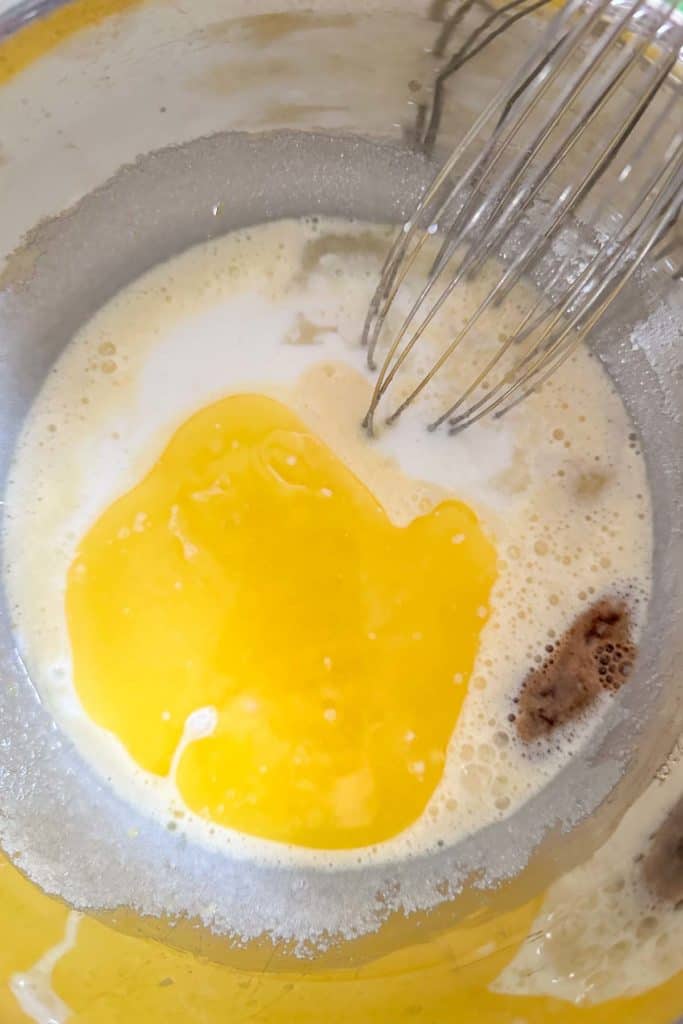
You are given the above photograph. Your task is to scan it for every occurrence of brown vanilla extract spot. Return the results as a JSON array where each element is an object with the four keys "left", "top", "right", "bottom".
[
  {"left": 643, "top": 796, "right": 683, "bottom": 906},
  {"left": 515, "top": 598, "right": 636, "bottom": 742}
]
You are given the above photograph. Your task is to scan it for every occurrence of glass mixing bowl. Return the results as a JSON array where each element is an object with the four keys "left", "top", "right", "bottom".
[{"left": 0, "top": 1, "right": 680, "bottom": 1021}]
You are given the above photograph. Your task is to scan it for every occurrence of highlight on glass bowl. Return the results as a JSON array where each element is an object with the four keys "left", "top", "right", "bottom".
[{"left": 0, "top": 0, "right": 680, "bottom": 1022}]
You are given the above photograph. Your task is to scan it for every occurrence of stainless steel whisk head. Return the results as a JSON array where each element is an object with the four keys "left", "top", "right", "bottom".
[{"left": 362, "top": 0, "right": 683, "bottom": 436}]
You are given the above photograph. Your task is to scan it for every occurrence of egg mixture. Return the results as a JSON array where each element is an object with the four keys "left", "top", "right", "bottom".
[
  {"left": 4, "top": 217, "right": 679, "bottom": 1021},
  {"left": 3, "top": 217, "right": 653, "bottom": 869}
]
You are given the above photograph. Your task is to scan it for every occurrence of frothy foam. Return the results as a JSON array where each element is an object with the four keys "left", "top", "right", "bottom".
[{"left": 2, "top": 217, "right": 653, "bottom": 870}]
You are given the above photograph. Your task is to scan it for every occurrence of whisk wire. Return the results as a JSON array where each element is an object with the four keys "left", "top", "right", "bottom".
[
  {"left": 363, "top": 0, "right": 682, "bottom": 435},
  {"left": 362, "top": 0, "right": 591, "bottom": 370},
  {"left": 366, "top": 0, "right": 644, "bottom": 377},
  {"left": 448, "top": 142, "right": 683, "bottom": 430},
  {"left": 384, "top": 27, "right": 677, "bottom": 429}
]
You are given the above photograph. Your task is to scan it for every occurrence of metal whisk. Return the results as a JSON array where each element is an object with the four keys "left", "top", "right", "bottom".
[{"left": 362, "top": 0, "right": 683, "bottom": 435}]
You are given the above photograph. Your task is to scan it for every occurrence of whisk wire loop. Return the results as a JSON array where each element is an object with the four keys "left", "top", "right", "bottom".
[{"left": 363, "top": 0, "right": 683, "bottom": 435}]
